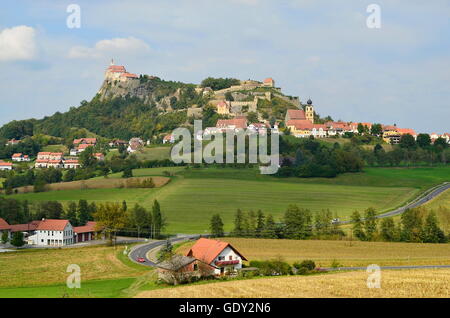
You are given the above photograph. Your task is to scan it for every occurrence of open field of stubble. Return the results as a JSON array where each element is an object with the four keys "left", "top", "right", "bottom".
[{"left": 136, "top": 269, "right": 450, "bottom": 298}]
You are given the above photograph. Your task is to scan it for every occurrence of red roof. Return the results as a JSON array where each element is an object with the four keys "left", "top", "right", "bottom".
[
  {"left": 186, "top": 238, "right": 247, "bottom": 265},
  {"left": 12, "top": 153, "right": 22, "bottom": 158},
  {"left": 397, "top": 128, "right": 417, "bottom": 136},
  {"left": 74, "top": 222, "right": 97, "bottom": 234},
  {"left": 48, "top": 160, "right": 62, "bottom": 164},
  {"left": 264, "top": 78, "right": 274, "bottom": 83},
  {"left": 0, "top": 161, "right": 13, "bottom": 167},
  {"left": 107, "top": 65, "right": 126, "bottom": 73},
  {"left": 10, "top": 221, "right": 41, "bottom": 233},
  {"left": 0, "top": 218, "right": 11, "bottom": 230},
  {"left": 78, "top": 144, "right": 92, "bottom": 150},
  {"left": 121, "top": 72, "right": 138, "bottom": 78},
  {"left": 64, "top": 159, "right": 79, "bottom": 164},
  {"left": 38, "top": 152, "right": 52, "bottom": 156},
  {"left": 216, "top": 118, "right": 248, "bottom": 129},
  {"left": 36, "top": 219, "right": 69, "bottom": 231},
  {"left": 286, "top": 119, "right": 314, "bottom": 130},
  {"left": 286, "top": 109, "right": 306, "bottom": 120},
  {"left": 35, "top": 160, "right": 49, "bottom": 163},
  {"left": 74, "top": 138, "right": 97, "bottom": 145}
]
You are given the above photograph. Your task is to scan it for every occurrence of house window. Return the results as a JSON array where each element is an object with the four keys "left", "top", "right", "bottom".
[
  {"left": 193, "top": 264, "right": 198, "bottom": 271},
  {"left": 229, "top": 256, "right": 233, "bottom": 260},
  {"left": 218, "top": 256, "right": 225, "bottom": 261}
]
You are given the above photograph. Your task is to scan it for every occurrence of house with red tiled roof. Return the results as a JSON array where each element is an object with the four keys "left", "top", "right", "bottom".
[
  {"left": 216, "top": 118, "right": 248, "bottom": 132},
  {"left": 31, "top": 219, "right": 74, "bottom": 246},
  {"left": 185, "top": 238, "right": 247, "bottom": 276},
  {"left": 0, "top": 218, "right": 11, "bottom": 241},
  {"left": 74, "top": 221, "right": 98, "bottom": 243},
  {"left": 263, "top": 77, "right": 275, "bottom": 88},
  {"left": 0, "top": 161, "right": 13, "bottom": 171},
  {"left": 285, "top": 109, "right": 306, "bottom": 122},
  {"left": 105, "top": 60, "right": 139, "bottom": 82},
  {"left": 11, "top": 153, "right": 30, "bottom": 162}
]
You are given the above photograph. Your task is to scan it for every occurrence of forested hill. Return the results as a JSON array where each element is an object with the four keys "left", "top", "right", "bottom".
[
  {"left": 0, "top": 76, "right": 309, "bottom": 142},
  {"left": 0, "top": 77, "right": 208, "bottom": 141}
]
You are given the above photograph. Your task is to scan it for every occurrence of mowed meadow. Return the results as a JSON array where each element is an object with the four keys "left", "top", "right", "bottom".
[
  {"left": 136, "top": 269, "right": 450, "bottom": 298},
  {"left": 5, "top": 166, "right": 450, "bottom": 234}
]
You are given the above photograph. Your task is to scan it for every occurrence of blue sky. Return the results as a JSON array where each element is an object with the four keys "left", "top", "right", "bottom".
[{"left": 0, "top": 0, "right": 449, "bottom": 133}]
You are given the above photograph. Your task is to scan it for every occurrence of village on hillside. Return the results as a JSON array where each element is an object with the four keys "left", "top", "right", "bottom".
[{"left": 1, "top": 61, "right": 448, "bottom": 172}]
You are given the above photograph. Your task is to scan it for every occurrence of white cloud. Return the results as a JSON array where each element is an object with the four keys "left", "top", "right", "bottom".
[
  {"left": 0, "top": 25, "right": 37, "bottom": 62},
  {"left": 68, "top": 36, "right": 151, "bottom": 59}
]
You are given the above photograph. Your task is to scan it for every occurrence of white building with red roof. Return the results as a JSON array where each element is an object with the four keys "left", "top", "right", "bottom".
[
  {"left": 73, "top": 221, "right": 98, "bottom": 243},
  {"left": 31, "top": 219, "right": 74, "bottom": 246},
  {"left": 263, "top": 77, "right": 275, "bottom": 88},
  {"left": 216, "top": 118, "right": 248, "bottom": 132},
  {"left": 0, "top": 161, "right": 13, "bottom": 171},
  {"left": 105, "top": 60, "right": 139, "bottom": 82},
  {"left": 185, "top": 238, "right": 247, "bottom": 276},
  {"left": 11, "top": 153, "right": 30, "bottom": 162}
]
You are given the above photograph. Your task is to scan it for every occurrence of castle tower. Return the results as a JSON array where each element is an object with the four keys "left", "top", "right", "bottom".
[{"left": 305, "top": 99, "right": 314, "bottom": 124}]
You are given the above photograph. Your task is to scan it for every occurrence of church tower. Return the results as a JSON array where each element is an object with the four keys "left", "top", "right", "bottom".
[{"left": 305, "top": 99, "right": 314, "bottom": 124}]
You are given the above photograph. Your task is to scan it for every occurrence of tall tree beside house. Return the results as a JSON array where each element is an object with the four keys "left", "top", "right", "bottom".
[
  {"left": 79, "top": 147, "right": 97, "bottom": 168},
  {"left": 130, "top": 204, "right": 152, "bottom": 238},
  {"left": 284, "top": 205, "right": 312, "bottom": 240},
  {"left": 351, "top": 211, "right": 366, "bottom": 241},
  {"left": 400, "top": 209, "right": 423, "bottom": 242},
  {"left": 416, "top": 134, "right": 431, "bottom": 148},
  {"left": 422, "top": 212, "right": 447, "bottom": 243},
  {"left": 78, "top": 199, "right": 90, "bottom": 225},
  {"left": 399, "top": 134, "right": 417, "bottom": 150},
  {"left": 380, "top": 218, "right": 398, "bottom": 242},
  {"left": 1, "top": 231, "right": 8, "bottom": 244},
  {"left": 232, "top": 209, "right": 245, "bottom": 237},
  {"left": 255, "top": 210, "right": 265, "bottom": 238},
  {"left": 263, "top": 214, "right": 277, "bottom": 239},
  {"left": 152, "top": 200, "right": 166, "bottom": 239},
  {"left": 93, "top": 202, "right": 128, "bottom": 245},
  {"left": 210, "top": 214, "right": 225, "bottom": 238},
  {"left": 66, "top": 202, "right": 78, "bottom": 226},
  {"left": 364, "top": 207, "right": 378, "bottom": 241},
  {"left": 370, "top": 123, "right": 383, "bottom": 137},
  {"left": 11, "top": 231, "right": 25, "bottom": 247}
]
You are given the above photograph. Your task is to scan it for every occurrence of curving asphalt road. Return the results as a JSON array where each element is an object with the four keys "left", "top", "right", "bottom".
[
  {"left": 338, "top": 182, "right": 450, "bottom": 225},
  {"left": 129, "top": 235, "right": 200, "bottom": 267}
]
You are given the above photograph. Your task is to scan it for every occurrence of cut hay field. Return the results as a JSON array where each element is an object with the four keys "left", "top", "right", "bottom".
[
  {"left": 41, "top": 144, "right": 68, "bottom": 154},
  {"left": 177, "top": 238, "right": 450, "bottom": 268},
  {"left": 136, "top": 269, "right": 450, "bottom": 298},
  {"left": 6, "top": 166, "right": 450, "bottom": 234},
  {"left": 0, "top": 245, "right": 150, "bottom": 289},
  {"left": 11, "top": 176, "right": 169, "bottom": 194}
]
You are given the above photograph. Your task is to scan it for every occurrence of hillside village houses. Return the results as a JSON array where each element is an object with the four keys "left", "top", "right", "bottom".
[
  {"left": 0, "top": 218, "right": 98, "bottom": 246},
  {"left": 11, "top": 153, "right": 30, "bottom": 162},
  {"left": 0, "top": 161, "right": 13, "bottom": 171},
  {"left": 128, "top": 138, "right": 144, "bottom": 153}
]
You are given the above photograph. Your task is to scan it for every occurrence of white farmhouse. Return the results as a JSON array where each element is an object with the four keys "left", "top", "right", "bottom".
[
  {"left": 30, "top": 219, "right": 74, "bottom": 246},
  {"left": 185, "top": 238, "right": 247, "bottom": 276}
]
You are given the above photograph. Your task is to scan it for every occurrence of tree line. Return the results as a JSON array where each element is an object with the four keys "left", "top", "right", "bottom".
[
  {"left": 210, "top": 205, "right": 449, "bottom": 244},
  {"left": 351, "top": 207, "right": 448, "bottom": 243}
]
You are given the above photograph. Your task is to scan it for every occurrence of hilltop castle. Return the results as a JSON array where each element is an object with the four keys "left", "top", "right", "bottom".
[{"left": 104, "top": 59, "right": 139, "bottom": 82}]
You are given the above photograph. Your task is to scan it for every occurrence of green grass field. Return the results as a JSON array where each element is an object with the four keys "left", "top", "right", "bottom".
[
  {"left": 41, "top": 144, "right": 68, "bottom": 154},
  {"left": 134, "top": 146, "right": 172, "bottom": 161},
  {"left": 6, "top": 166, "right": 449, "bottom": 234}
]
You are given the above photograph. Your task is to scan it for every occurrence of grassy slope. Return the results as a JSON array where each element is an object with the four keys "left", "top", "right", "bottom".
[
  {"left": 6, "top": 166, "right": 450, "bottom": 234},
  {"left": 0, "top": 245, "right": 155, "bottom": 298},
  {"left": 133, "top": 146, "right": 172, "bottom": 161}
]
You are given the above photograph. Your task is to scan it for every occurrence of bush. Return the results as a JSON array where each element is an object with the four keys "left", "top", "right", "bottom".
[
  {"left": 294, "top": 260, "right": 316, "bottom": 271},
  {"left": 249, "top": 258, "right": 292, "bottom": 276}
]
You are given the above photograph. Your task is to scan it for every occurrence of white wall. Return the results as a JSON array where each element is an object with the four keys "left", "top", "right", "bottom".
[{"left": 35, "top": 223, "right": 74, "bottom": 246}]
